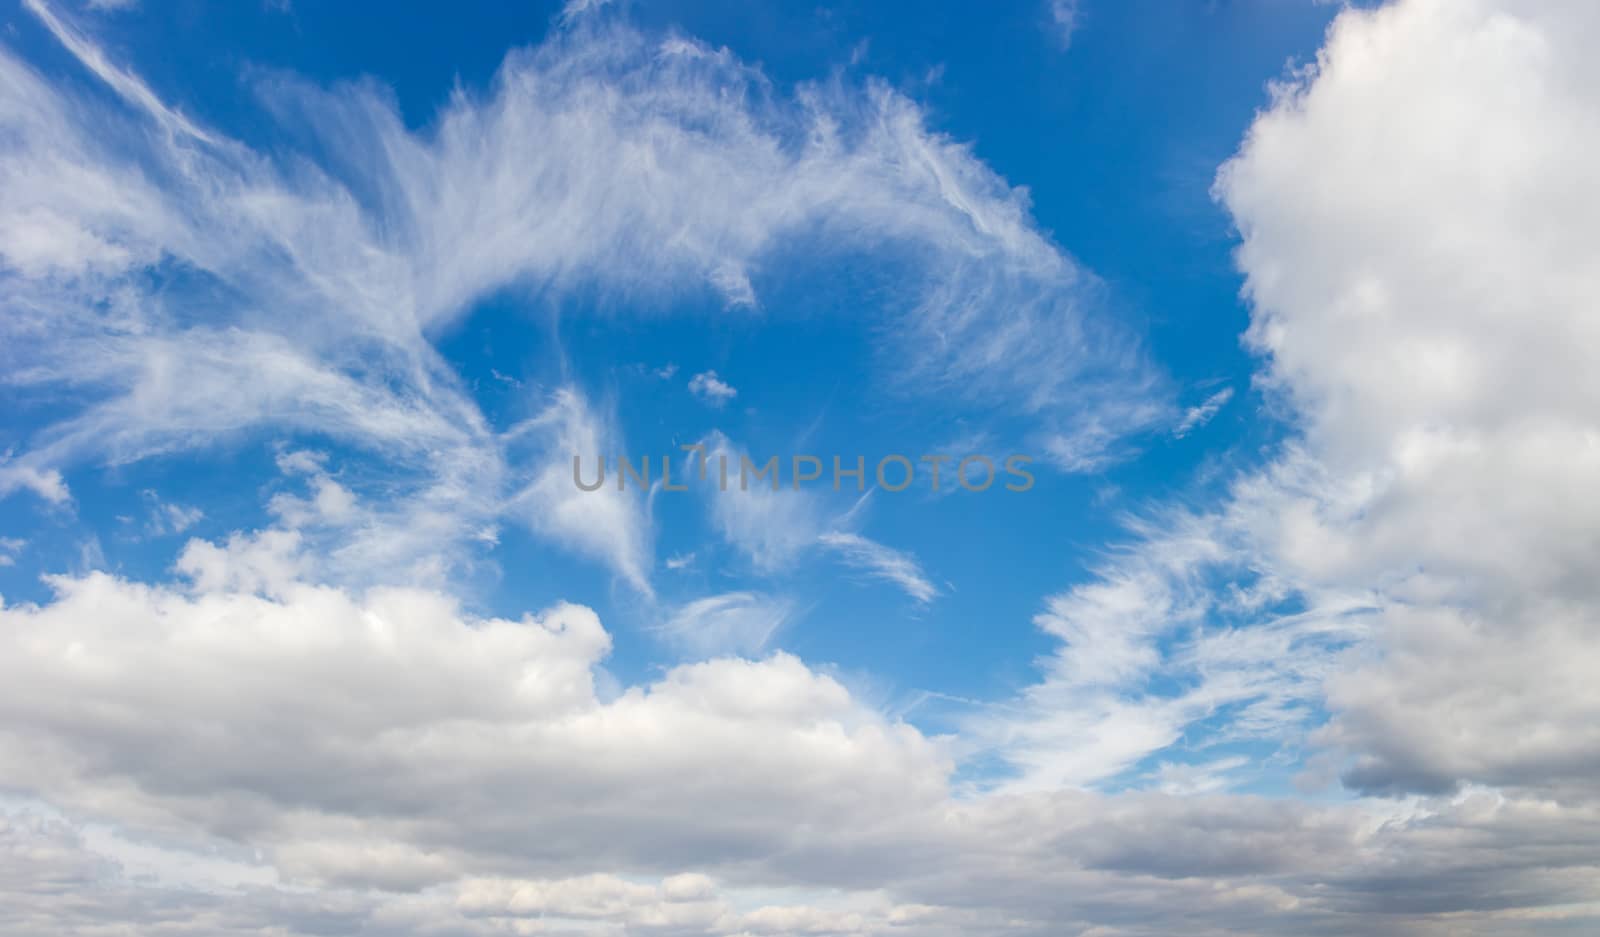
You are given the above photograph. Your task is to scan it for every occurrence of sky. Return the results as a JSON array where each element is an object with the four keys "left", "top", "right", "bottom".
[{"left": 2, "top": 0, "right": 1600, "bottom": 935}]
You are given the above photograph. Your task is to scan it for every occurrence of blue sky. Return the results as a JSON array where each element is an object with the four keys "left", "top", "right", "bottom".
[{"left": 4, "top": 1, "right": 1600, "bottom": 935}]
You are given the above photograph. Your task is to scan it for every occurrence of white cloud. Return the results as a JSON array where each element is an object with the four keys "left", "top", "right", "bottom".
[
  {"left": 1210, "top": 0, "right": 1600, "bottom": 800},
  {"left": 696, "top": 432, "right": 826, "bottom": 573},
  {"left": 657, "top": 591, "right": 795, "bottom": 657},
  {"left": 507, "top": 387, "right": 653, "bottom": 594},
  {"left": 0, "top": 1, "right": 1166, "bottom": 560},
  {"left": 982, "top": 0, "right": 1600, "bottom": 812},
  {"left": 146, "top": 500, "right": 204, "bottom": 536},
  {"left": 4, "top": 538, "right": 1600, "bottom": 934},
  {"left": 1033, "top": 387, "right": 1173, "bottom": 472},
  {"left": 1049, "top": 0, "right": 1083, "bottom": 49},
  {"left": 8, "top": 1, "right": 1600, "bottom": 933},
  {"left": 690, "top": 435, "right": 939, "bottom": 604},
  {"left": 560, "top": 0, "right": 615, "bottom": 23},
  {"left": 174, "top": 528, "right": 308, "bottom": 596},
  {"left": 688, "top": 370, "right": 738, "bottom": 408},
  {"left": 268, "top": 474, "right": 357, "bottom": 529},
  {"left": 0, "top": 546, "right": 951, "bottom": 893},
  {"left": 1173, "top": 386, "right": 1234, "bottom": 438},
  {"left": 0, "top": 459, "right": 69, "bottom": 505},
  {"left": 23, "top": 0, "right": 212, "bottom": 143},
  {"left": 819, "top": 531, "right": 939, "bottom": 605},
  {"left": 1152, "top": 757, "right": 1250, "bottom": 796},
  {"left": 972, "top": 491, "right": 1364, "bottom": 792}
]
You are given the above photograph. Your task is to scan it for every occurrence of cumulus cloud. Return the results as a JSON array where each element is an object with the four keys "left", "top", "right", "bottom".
[
  {"left": 0, "top": 541, "right": 950, "bottom": 890},
  {"left": 980, "top": 0, "right": 1600, "bottom": 831},
  {"left": 1212, "top": 0, "right": 1600, "bottom": 801},
  {"left": 4, "top": 535, "right": 1600, "bottom": 935},
  {"left": 688, "top": 370, "right": 738, "bottom": 408}
]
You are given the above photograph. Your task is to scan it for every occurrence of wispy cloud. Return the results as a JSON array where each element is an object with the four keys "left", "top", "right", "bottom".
[
  {"left": 1049, "top": 0, "right": 1083, "bottom": 49},
  {"left": 695, "top": 433, "right": 824, "bottom": 573},
  {"left": 819, "top": 531, "right": 939, "bottom": 604},
  {"left": 144, "top": 497, "right": 204, "bottom": 537},
  {"left": 657, "top": 591, "right": 795, "bottom": 656},
  {"left": 0, "top": 2, "right": 1166, "bottom": 564},
  {"left": 507, "top": 388, "right": 653, "bottom": 595},
  {"left": 1173, "top": 386, "right": 1234, "bottom": 437}
]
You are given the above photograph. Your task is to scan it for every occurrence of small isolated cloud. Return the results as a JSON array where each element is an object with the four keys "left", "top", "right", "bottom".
[
  {"left": 819, "top": 531, "right": 939, "bottom": 605},
  {"left": 1173, "top": 387, "right": 1234, "bottom": 438},
  {"left": 148, "top": 501, "right": 204, "bottom": 536},
  {"left": 1049, "top": 0, "right": 1082, "bottom": 48},
  {"left": 0, "top": 537, "right": 24, "bottom": 567},
  {"left": 688, "top": 370, "right": 738, "bottom": 408}
]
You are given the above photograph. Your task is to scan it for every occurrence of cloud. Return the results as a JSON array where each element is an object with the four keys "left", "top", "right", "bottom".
[
  {"left": 975, "top": 0, "right": 1600, "bottom": 817},
  {"left": 690, "top": 435, "right": 938, "bottom": 603},
  {"left": 0, "top": 1, "right": 1166, "bottom": 563},
  {"left": 688, "top": 370, "right": 738, "bottom": 408},
  {"left": 6, "top": 539, "right": 1600, "bottom": 934},
  {"left": 8, "top": 1, "right": 1600, "bottom": 933},
  {"left": 560, "top": 0, "right": 615, "bottom": 24},
  {"left": 23, "top": 0, "right": 213, "bottom": 143},
  {"left": 1210, "top": 0, "right": 1600, "bottom": 802},
  {"left": 1033, "top": 387, "right": 1173, "bottom": 472},
  {"left": 696, "top": 432, "right": 826, "bottom": 573},
  {"left": 1049, "top": 0, "right": 1083, "bottom": 49},
  {"left": 819, "top": 531, "right": 939, "bottom": 605},
  {"left": 657, "top": 591, "right": 795, "bottom": 657},
  {"left": 0, "top": 459, "right": 69, "bottom": 505},
  {"left": 972, "top": 482, "right": 1368, "bottom": 792},
  {"left": 1152, "top": 756, "right": 1250, "bottom": 796},
  {"left": 1173, "top": 386, "right": 1234, "bottom": 437},
  {"left": 145, "top": 499, "right": 204, "bottom": 536},
  {"left": 507, "top": 387, "right": 654, "bottom": 594},
  {"left": 0, "top": 545, "right": 951, "bottom": 894}
]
